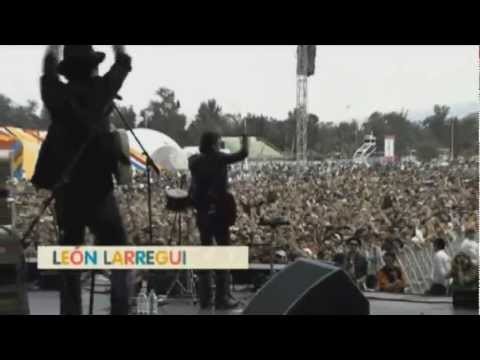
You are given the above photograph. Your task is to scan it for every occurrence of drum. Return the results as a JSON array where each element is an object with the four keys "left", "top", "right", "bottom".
[{"left": 165, "top": 188, "right": 191, "bottom": 212}]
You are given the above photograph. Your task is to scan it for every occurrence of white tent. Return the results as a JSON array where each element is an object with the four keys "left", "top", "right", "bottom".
[
  {"left": 151, "top": 146, "right": 188, "bottom": 172},
  {"left": 183, "top": 146, "right": 199, "bottom": 158},
  {"left": 183, "top": 146, "right": 231, "bottom": 157},
  {"left": 127, "top": 128, "right": 181, "bottom": 157}
]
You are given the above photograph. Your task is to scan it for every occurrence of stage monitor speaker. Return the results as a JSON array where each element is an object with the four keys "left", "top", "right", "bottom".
[
  {"left": 453, "top": 289, "right": 479, "bottom": 310},
  {"left": 243, "top": 259, "right": 369, "bottom": 315}
]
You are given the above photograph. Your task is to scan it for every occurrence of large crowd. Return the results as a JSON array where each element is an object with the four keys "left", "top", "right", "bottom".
[
  {"left": 10, "top": 158, "right": 479, "bottom": 296},
  {"left": 234, "top": 161, "right": 477, "bottom": 263},
  {"left": 15, "top": 159, "right": 478, "bottom": 267}
]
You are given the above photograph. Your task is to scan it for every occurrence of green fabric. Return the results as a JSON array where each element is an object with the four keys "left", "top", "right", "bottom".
[{"left": 222, "top": 137, "right": 283, "bottom": 159}]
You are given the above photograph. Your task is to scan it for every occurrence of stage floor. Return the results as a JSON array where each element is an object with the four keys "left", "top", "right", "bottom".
[{"left": 26, "top": 289, "right": 477, "bottom": 315}]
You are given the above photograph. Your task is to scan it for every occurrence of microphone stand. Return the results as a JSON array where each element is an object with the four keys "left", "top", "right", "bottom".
[
  {"left": 21, "top": 100, "right": 161, "bottom": 249},
  {"left": 112, "top": 102, "right": 160, "bottom": 246},
  {"left": 92, "top": 103, "right": 160, "bottom": 315},
  {"left": 21, "top": 130, "right": 96, "bottom": 249},
  {"left": 20, "top": 99, "right": 159, "bottom": 315},
  {"left": 241, "top": 118, "right": 248, "bottom": 174},
  {"left": 19, "top": 99, "right": 159, "bottom": 295}
]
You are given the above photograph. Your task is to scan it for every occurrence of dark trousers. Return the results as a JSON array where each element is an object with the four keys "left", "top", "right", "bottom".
[
  {"left": 54, "top": 188, "right": 131, "bottom": 315},
  {"left": 196, "top": 211, "right": 232, "bottom": 304},
  {"left": 427, "top": 283, "right": 447, "bottom": 296}
]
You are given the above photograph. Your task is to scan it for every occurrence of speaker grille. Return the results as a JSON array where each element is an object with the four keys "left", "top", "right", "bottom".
[
  {"left": 244, "top": 260, "right": 337, "bottom": 314},
  {"left": 243, "top": 259, "right": 370, "bottom": 315}
]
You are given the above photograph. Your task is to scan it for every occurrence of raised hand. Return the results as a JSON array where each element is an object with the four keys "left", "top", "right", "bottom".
[
  {"left": 43, "top": 45, "right": 61, "bottom": 75},
  {"left": 112, "top": 45, "right": 127, "bottom": 54},
  {"left": 46, "top": 45, "right": 61, "bottom": 57}
]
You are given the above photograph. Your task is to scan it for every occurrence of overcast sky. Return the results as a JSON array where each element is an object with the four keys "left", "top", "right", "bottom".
[{"left": 0, "top": 45, "right": 478, "bottom": 123}]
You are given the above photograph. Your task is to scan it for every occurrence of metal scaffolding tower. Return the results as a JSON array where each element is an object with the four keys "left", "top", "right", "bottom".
[
  {"left": 296, "top": 75, "right": 308, "bottom": 163},
  {"left": 295, "top": 45, "right": 315, "bottom": 165}
]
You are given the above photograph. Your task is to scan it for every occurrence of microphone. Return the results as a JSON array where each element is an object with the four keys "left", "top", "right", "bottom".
[{"left": 259, "top": 216, "right": 290, "bottom": 228}]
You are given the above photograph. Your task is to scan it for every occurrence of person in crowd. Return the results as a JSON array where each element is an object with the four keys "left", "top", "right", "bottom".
[
  {"left": 449, "top": 252, "right": 478, "bottom": 289},
  {"left": 275, "top": 250, "right": 288, "bottom": 264},
  {"left": 344, "top": 237, "right": 368, "bottom": 288},
  {"left": 426, "top": 238, "right": 451, "bottom": 296},
  {"left": 459, "top": 228, "right": 478, "bottom": 266},
  {"left": 333, "top": 253, "right": 346, "bottom": 269},
  {"left": 377, "top": 252, "right": 407, "bottom": 293}
]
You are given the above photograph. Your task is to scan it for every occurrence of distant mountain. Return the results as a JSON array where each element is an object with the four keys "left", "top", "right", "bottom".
[{"left": 408, "top": 102, "right": 479, "bottom": 122}]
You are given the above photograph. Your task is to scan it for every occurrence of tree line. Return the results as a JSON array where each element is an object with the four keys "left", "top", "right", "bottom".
[{"left": 0, "top": 88, "right": 477, "bottom": 161}]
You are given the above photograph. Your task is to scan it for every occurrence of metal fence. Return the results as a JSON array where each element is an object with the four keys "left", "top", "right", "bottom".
[{"left": 363, "top": 231, "right": 464, "bottom": 294}]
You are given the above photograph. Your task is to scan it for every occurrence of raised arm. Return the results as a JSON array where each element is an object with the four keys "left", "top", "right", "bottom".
[
  {"left": 43, "top": 45, "right": 61, "bottom": 77},
  {"left": 40, "top": 45, "right": 65, "bottom": 111},
  {"left": 218, "top": 135, "right": 249, "bottom": 165},
  {"left": 103, "top": 45, "right": 132, "bottom": 101},
  {"left": 112, "top": 45, "right": 127, "bottom": 56}
]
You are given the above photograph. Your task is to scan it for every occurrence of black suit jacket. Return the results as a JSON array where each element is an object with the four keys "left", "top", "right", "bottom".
[
  {"left": 32, "top": 53, "right": 131, "bottom": 200},
  {"left": 188, "top": 149, "right": 247, "bottom": 213}
]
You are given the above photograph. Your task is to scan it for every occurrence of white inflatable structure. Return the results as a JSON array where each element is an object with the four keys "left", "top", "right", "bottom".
[
  {"left": 183, "top": 146, "right": 200, "bottom": 158},
  {"left": 127, "top": 128, "right": 181, "bottom": 157},
  {"left": 183, "top": 146, "right": 230, "bottom": 157},
  {"left": 151, "top": 146, "right": 189, "bottom": 172},
  {"left": 353, "top": 133, "right": 377, "bottom": 165}
]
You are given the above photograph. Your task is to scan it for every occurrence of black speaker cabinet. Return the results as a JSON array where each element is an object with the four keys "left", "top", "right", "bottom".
[
  {"left": 243, "top": 259, "right": 369, "bottom": 315},
  {"left": 452, "top": 288, "right": 479, "bottom": 310}
]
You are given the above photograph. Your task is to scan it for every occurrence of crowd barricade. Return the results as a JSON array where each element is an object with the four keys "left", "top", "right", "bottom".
[
  {"left": 363, "top": 244, "right": 383, "bottom": 274},
  {"left": 393, "top": 231, "right": 464, "bottom": 294},
  {"left": 397, "top": 245, "right": 430, "bottom": 294}
]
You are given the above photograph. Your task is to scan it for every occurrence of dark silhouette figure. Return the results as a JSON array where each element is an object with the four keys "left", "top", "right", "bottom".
[
  {"left": 189, "top": 132, "right": 249, "bottom": 310},
  {"left": 33, "top": 45, "right": 132, "bottom": 315}
]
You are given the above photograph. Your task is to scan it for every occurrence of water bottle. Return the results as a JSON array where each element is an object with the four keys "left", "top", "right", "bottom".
[
  {"left": 148, "top": 289, "right": 158, "bottom": 315},
  {"left": 140, "top": 282, "right": 149, "bottom": 315},
  {"left": 136, "top": 281, "right": 148, "bottom": 315}
]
